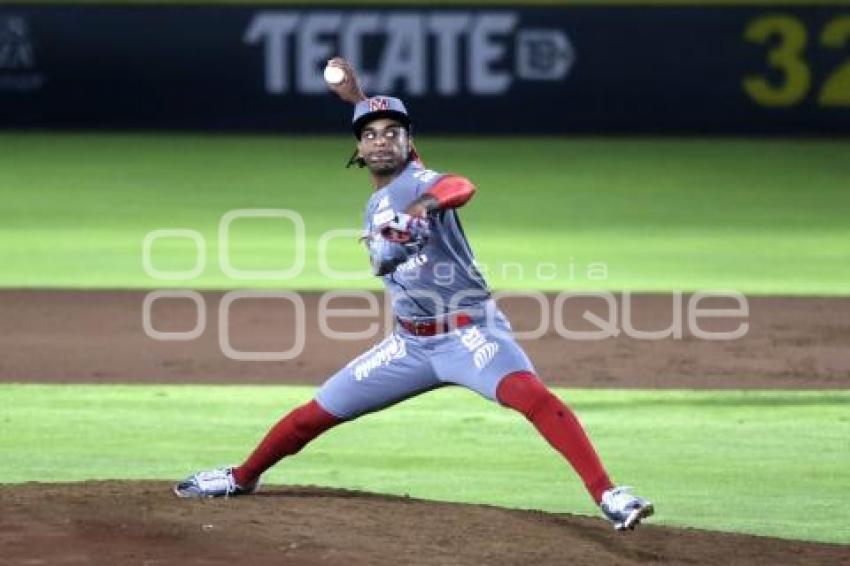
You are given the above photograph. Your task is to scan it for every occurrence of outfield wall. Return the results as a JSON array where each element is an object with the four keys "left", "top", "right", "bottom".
[{"left": 1, "top": 3, "right": 848, "bottom": 133}]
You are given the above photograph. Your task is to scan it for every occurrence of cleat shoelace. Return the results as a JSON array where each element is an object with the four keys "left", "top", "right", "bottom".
[{"left": 194, "top": 469, "right": 235, "bottom": 495}]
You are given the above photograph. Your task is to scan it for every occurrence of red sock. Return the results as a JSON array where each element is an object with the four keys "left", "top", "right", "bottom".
[
  {"left": 496, "top": 371, "right": 613, "bottom": 503},
  {"left": 232, "top": 399, "right": 341, "bottom": 487}
]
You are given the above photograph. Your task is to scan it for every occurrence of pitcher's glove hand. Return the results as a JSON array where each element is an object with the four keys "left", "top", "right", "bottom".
[
  {"left": 367, "top": 238, "right": 413, "bottom": 276},
  {"left": 367, "top": 214, "right": 430, "bottom": 276},
  {"left": 379, "top": 213, "right": 431, "bottom": 245}
]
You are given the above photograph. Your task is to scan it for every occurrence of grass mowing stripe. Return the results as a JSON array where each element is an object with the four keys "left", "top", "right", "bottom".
[
  {"left": 3, "top": 384, "right": 848, "bottom": 544},
  {"left": 1, "top": 134, "right": 848, "bottom": 293}
]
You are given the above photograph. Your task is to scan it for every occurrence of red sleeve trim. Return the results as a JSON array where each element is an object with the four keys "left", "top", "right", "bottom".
[{"left": 425, "top": 175, "right": 476, "bottom": 209}]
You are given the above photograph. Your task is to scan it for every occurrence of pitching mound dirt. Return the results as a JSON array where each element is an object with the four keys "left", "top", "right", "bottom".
[{"left": 1, "top": 482, "right": 847, "bottom": 566}]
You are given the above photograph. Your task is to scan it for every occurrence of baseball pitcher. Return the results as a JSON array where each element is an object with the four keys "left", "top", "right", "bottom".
[{"left": 175, "top": 58, "right": 653, "bottom": 531}]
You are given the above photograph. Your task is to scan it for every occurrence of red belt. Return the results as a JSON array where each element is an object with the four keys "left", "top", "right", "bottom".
[{"left": 397, "top": 313, "right": 474, "bottom": 336}]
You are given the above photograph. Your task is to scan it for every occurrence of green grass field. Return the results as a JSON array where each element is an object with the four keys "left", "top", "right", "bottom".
[
  {"left": 1, "top": 134, "right": 848, "bottom": 294},
  {"left": 2, "top": 133, "right": 848, "bottom": 547},
  {"left": 3, "top": 384, "right": 848, "bottom": 544}
]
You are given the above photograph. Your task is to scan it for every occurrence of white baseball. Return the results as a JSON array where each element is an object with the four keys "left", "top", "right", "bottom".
[{"left": 324, "top": 65, "right": 346, "bottom": 86}]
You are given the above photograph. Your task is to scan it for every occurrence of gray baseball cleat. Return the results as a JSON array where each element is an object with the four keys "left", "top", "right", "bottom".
[
  {"left": 600, "top": 486, "right": 654, "bottom": 531},
  {"left": 173, "top": 466, "right": 259, "bottom": 498}
]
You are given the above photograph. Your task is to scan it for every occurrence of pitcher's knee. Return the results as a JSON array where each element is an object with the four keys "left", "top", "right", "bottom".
[
  {"left": 292, "top": 399, "right": 342, "bottom": 441},
  {"left": 496, "top": 371, "right": 557, "bottom": 420}
]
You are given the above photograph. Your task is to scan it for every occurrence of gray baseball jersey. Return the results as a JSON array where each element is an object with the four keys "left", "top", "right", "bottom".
[
  {"left": 364, "top": 161, "right": 490, "bottom": 319},
  {"left": 315, "top": 161, "right": 535, "bottom": 419}
]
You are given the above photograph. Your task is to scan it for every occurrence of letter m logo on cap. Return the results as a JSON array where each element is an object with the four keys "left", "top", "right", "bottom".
[{"left": 368, "top": 97, "right": 390, "bottom": 111}]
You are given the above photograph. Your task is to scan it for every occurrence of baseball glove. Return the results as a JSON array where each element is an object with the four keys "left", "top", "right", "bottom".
[
  {"left": 367, "top": 214, "right": 430, "bottom": 276},
  {"left": 378, "top": 212, "right": 430, "bottom": 244}
]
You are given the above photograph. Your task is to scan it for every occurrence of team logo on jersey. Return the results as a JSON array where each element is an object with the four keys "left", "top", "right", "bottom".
[
  {"left": 350, "top": 334, "right": 407, "bottom": 381},
  {"left": 457, "top": 326, "right": 500, "bottom": 369},
  {"left": 372, "top": 196, "right": 394, "bottom": 228},
  {"left": 396, "top": 253, "right": 428, "bottom": 273},
  {"left": 372, "top": 208, "right": 395, "bottom": 227},
  {"left": 412, "top": 169, "right": 439, "bottom": 183},
  {"left": 368, "top": 97, "right": 390, "bottom": 111},
  {"left": 473, "top": 342, "right": 500, "bottom": 370}
]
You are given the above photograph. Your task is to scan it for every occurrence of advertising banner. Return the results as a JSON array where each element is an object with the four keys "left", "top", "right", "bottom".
[{"left": 1, "top": 4, "right": 848, "bottom": 133}]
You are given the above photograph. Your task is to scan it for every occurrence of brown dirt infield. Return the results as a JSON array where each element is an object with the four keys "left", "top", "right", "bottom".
[
  {"left": 1, "top": 482, "right": 848, "bottom": 566},
  {"left": 2, "top": 290, "right": 849, "bottom": 564},
  {"left": 1, "top": 290, "right": 848, "bottom": 388}
]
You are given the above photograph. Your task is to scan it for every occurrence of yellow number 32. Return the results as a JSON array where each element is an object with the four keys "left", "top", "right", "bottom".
[
  {"left": 743, "top": 14, "right": 850, "bottom": 107},
  {"left": 819, "top": 17, "right": 850, "bottom": 106}
]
